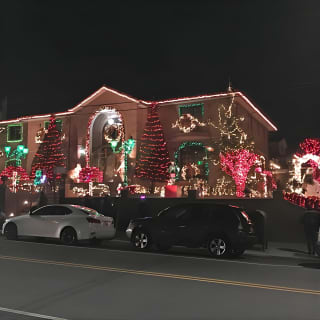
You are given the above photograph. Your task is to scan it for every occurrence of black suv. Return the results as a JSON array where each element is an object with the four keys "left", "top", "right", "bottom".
[{"left": 126, "top": 203, "right": 256, "bottom": 258}]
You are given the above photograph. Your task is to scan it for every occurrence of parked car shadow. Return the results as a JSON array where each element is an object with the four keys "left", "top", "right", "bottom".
[
  {"left": 278, "top": 248, "right": 306, "bottom": 254},
  {"left": 299, "top": 262, "right": 320, "bottom": 269}
]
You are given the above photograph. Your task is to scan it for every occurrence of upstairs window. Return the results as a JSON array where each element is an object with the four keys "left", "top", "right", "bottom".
[
  {"left": 179, "top": 103, "right": 204, "bottom": 119},
  {"left": 44, "top": 119, "right": 62, "bottom": 132},
  {"left": 7, "top": 124, "right": 23, "bottom": 142}
]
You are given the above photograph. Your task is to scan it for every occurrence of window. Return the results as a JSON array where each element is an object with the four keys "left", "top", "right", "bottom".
[
  {"left": 7, "top": 124, "right": 23, "bottom": 142},
  {"left": 44, "top": 119, "right": 62, "bottom": 132},
  {"left": 179, "top": 103, "right": 204, "bottom": 119},
  {"left": 49, "top": 206, "right": 72, "bottom": 215},
  {"left": 31, "top": 206, "right": 72, "bottom": 216}
]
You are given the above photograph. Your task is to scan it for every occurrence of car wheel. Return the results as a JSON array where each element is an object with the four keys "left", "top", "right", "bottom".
[
  {"left": 230, "top": 248, "right": 246, "bottom": 258},
  {"left": 208, "top": 235, "right": 230, "bottom": 258},
  {"left": 132, "top": 230, "right": 152, "bottom": 250},
  {"left": 60, "top": 227, "right": 77, "bottom": 245},
  {"left": 4, "top": 223, "right": 18, "bottom": 240}
]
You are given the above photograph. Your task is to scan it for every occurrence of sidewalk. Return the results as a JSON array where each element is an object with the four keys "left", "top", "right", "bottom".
[{"left": 246, "top": 242, "right": 319, "bottom": 260}]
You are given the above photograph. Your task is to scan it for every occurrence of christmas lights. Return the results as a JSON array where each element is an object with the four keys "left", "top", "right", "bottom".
[
  {"left": 213, "top": 176, "right": 235, "bottom": 196},
  {"left": 0, "top": 85, "right": 277, "bottom": 133},
  {"left": 4, "top": 145, "right": 29, "bottom": 167},
  {"left": 85, "top": 106, "right": 124, "bottom": 166},
  {"left": 181, "top": 163, "right": 201, "bottom": 180},
  {"left": 135, "top": 103, "right": 171, "bottom": 188},
  {"left": 35, "top": 128, "right": 47, "bottom": 143},
  {"left": 297, "top": 138, "right": 320, "bottom": 156},
  {"left": 31, "top": 115, "right": 66, "bottom": 182},
  {"left": 220, "top": 149, "right": 258, "bottom": 197},
  {"left": 79, "top": 166, "right": 103, "bottom": 183},
  {"left": 104, "top": 123, "right": 123, "bottom": 143},
  {"left": 69, "top": 164, "right": 82, "bottom": 183},
  {"left": 174, "top": 142, "right": 209, "bottom": 180},
  {"left": 172, "top": 113, "right": 206, "bottom": 133},
  {"left": 0, "top": 166, "right": 30, "bottom": 192},
  {"left": 208, "top": 94, "right": 254, "bottom": 155}
]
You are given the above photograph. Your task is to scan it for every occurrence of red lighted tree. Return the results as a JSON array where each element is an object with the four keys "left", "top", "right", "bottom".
[
  {"left": 297, "top": 138, "right": 320, "bottom": 156},
  {"left": 31, "top": 115, "right": 66, "bottom": 182},
  {"left": 220, "top": 149, "right": 258, "bottom": 197},
  {"left": 135, "top": 103, "right": 170, "bottom": 190}
]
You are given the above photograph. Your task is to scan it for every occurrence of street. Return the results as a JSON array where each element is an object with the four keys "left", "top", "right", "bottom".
[{"left": 0, "top": 235, "right": 319, "bottom": 320}]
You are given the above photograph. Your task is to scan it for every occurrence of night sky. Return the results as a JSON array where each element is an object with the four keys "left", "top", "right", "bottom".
[{"left": 2, "top": 1, "right": 320, "bottom": 149}]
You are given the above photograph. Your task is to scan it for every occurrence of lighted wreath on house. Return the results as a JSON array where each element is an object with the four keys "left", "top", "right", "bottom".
[
  {"left": 104, "top": 124, "right": 123, "bottom": 143},
  {"left": 172, "top": 114, "right": 206, "bottom": 133}
]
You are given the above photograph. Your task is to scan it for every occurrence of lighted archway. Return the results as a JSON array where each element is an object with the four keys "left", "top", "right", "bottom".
[
  {"left": 85, "top": 106, "right": 124, "bottom": 167},
  {"left": 174, "top": 142, "right": 209, "bottom": 180}
]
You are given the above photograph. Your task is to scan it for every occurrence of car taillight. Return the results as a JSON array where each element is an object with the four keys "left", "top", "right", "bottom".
[
  {"left": 86, "top": 217, "right": 101, "bottom": 224},
  {"left": 240, "top": 211, "right": 251, "bottom": 224}
]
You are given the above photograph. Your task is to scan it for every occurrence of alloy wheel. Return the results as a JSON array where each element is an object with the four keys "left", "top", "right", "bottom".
[
  {"left": 209, "top": 238, "right": 227, "bottom": 256},
  {"left": 61, "top": 228, "right": 77, "bottom": 245},
  {"left": 134, "top": 232, "right": 149, "bottom": 249}
]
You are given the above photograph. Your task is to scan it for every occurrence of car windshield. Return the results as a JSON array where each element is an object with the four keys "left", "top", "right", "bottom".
[{"left": 71, "top": 205, "right": 101, "bottom": 216}]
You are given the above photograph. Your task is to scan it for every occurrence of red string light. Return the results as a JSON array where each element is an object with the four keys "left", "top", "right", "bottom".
[
  {"left": 30, "top": 115, "right": 66, "bottom": 182},
  {"left": 135, "top": 103, "right": 170, "bottom": 182},
  {"left": 220, "top": 149, "right": 258, "bottom": 197}
]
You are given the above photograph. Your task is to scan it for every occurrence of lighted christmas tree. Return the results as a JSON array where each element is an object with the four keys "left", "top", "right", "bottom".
[
  {"left": 31, "top": 115, "right": 66, "bottom": 182},
  {"left": 297, "top": 138, "right": 320, "bottom": 156},
  {"left": 208, "top": 94, "right": 254, "bottom": 156},
  {"left": 220, "top": 149, "right": 258, "bottom": 197},
  {"left": 135, "top": 103, "right": 170, "bottom": 191}
]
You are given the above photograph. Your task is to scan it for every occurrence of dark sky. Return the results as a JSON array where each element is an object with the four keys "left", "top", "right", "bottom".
[{"left": 2, "top": 1, "right": 320, "bottom": 149}]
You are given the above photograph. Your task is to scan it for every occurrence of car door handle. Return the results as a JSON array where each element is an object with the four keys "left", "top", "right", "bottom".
[{"left": 178, "top": 225, "right": 187, "bottom": 228}]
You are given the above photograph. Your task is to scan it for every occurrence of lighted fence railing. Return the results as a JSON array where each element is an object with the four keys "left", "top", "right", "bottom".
[{"left": 283, "top": 191, "right": 320, "bottom": 209}]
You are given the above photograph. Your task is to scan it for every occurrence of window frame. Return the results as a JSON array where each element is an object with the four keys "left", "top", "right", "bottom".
[
  {"left": 44, "top": 119, "right": 63, "bottom": 132},
  {"left": 7, "top": 124, "right": 23, "bottom": 143},
  {"left": 178, "top": 103, "right": 204, "bottom": 119}
]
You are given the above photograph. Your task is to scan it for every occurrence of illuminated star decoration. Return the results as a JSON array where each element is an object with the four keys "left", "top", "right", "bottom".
[{"left": 220, "top": 149, "right": 258, "bottom": 197}]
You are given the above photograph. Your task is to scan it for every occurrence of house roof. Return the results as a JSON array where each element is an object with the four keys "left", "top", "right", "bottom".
[{"left": 0, "top": 85, "right": 277, "bottom": 131}]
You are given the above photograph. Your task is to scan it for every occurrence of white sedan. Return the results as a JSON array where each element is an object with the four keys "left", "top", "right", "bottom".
[{"left": 2, "top": 204, "right": 116, "bottom": 245}]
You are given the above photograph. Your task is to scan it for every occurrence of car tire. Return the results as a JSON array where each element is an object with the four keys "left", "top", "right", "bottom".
[
  {"left": 132, "top": 229, "right": 152, "bottom": 250},
  {"left": 60, "top": 227, "right": 77, "bottom": 245},
  {"left": 230, "top": 248, "right": 246, "bottom": 258},
  {"left": 207, "top": 235, "right": 231, "bottom": 258},
  {"left": 4, "top": 223, "right": 18, "bottom": 240}
]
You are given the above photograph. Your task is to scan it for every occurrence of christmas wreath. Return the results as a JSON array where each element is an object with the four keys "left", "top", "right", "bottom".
[
  {"left": 104, "top": 124, "right": 123, "bottom": 143},
  {"left": 172, "top": 113, "right": 206, "bottom": 133}
]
